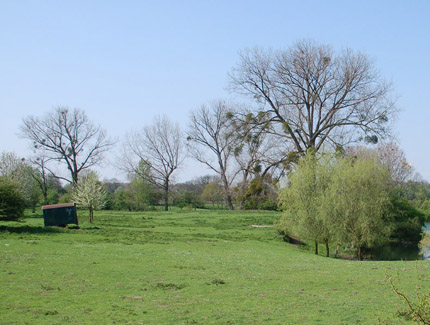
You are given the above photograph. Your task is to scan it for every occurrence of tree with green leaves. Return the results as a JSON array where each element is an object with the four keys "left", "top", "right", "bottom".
[
  {"left": 235, "top": 175, "right": 278, "bottom": 211},
  {"left": 71, "top": 171, "right": 107, "bottom": 223},
  {"left": 0, "top": 177, "right": 26, "bottom": 220},
  {"left": 327, "top": 157, "right": 392, "bottom": 260},
  {"left": 279, "top": 151, "right": 334, "bottom": 256},
  {"left": 0, "top": 151, "right": 41, "bottom": 210},
  {"left": 419, "top": 230, "right": 430, "bottom": 259},
  {"left": 201, "top": 181, "right": 223, "bottom": 208}
]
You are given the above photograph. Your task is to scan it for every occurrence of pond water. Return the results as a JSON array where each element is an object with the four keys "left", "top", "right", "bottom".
[{"left": 368, "top": 223, "right": 430, "bottom": 261}]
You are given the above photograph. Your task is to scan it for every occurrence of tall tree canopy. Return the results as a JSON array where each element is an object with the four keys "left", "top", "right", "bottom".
[
  {"left": 229, "top": 40, "right": 397, "bottom": 153},
  {"left": 21, "top": 107, "right": 114, "bottom": 184}
]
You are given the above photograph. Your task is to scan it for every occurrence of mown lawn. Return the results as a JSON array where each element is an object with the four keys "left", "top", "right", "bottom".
[{"left": 1, "top": 209, "right": 429, "bottom": 324}]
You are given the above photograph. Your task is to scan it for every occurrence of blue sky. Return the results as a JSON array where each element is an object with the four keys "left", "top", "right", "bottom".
[{"left": 1, "top": 0, "right": 429, "bottom": 181}]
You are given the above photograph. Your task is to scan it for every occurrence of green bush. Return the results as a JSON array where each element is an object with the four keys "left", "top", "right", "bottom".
[
  {"left": 275, "top": 214, "right": 291, "bottom": 240},
  {"left": 236, "top": 177, "right": 278, "bottom": 210},
  {"left": 58, "top": 193, "right": 71, "bottom": 204},
  {"left": 388, "top": 194, "right": 426, "bottom": 243},
  {"left": 0, "top": 178, "right": 26, "bottom": 220},
  {"left": 260, "top": 199, "right": 279, "bottom": 211},
  {"left": 173, "top": 190, "right": 203, "bottom": 209}
]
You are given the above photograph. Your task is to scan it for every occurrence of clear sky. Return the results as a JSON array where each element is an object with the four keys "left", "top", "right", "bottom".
[{"left": 1, "top": 0, "right": 429, "bottom": 182}]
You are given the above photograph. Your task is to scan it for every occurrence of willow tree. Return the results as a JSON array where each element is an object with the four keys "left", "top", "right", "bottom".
[
  {"left": 229, "top": 40, "right": 397, "bottom": 153},
  {"left": 327, "top": 157, "right": 392, "bottom": 260},
  {"left": 279, "top": 151, "right": 335, "bottom": 256}
]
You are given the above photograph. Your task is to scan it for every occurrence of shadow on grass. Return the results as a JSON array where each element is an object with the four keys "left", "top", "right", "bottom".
[{"left": 0, "top": 225, "right": 65, "bottom": 234}]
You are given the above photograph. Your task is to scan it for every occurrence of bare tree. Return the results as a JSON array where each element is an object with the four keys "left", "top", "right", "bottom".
[
  {"left": 377, "top": 142, "right": 413, "bottom": 185},
  {"left": 229, "top": 40, "right": 397, "bottom": 154},
  {"left": 231, "top": 111, "right": 292, "bottom": 183},
  {"left": 20, "top": 107, "right": 114, "bottom": 184},
  {"left": 187, "top": 101, "right": 238, "bottom": 210},
  {"left": 346, "top": 142, "right": 413, "bottom": 185},
  {"left": 28, "top": 155, "right": 52, "bottom": 204},
  {"left": 122, "top": 116, "right": 184, "bottom": 211}
]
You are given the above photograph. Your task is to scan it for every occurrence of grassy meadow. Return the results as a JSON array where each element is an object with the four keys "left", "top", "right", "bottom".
[{"left": 1, "top": 209, "right": 429, "bottom": 324}]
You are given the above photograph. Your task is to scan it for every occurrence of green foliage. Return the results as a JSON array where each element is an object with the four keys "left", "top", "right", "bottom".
[
  {"left": 0, "top": 152, "right": 41, "bottom": 208},
  {"left": 279, "top": 152, "right": 334, "bottom": 254},
  {"left": 259, "top": 199, "right": 278, "bottom": 211},
  {"left": 126, "top": 177, "right": 151, "bottom": 210},
  {"left": 400, "top": 180, "right": 430, "bottom": 208},
  {"left": 110, "top": 187, "right": 129, "bottom": 210},
  {"left": 71, "top": 171, "right": 107, "bottom": 223},
  {"left": 46, "top": 189, "right": 60, "bottom": 205},
  {"left": 327, "top": 157, "right": 392, "bottom": 259},
  {"left": 236, "top": 176, "right": 278, "bottom": 210},
  {"left": 279, "top": 152, "right": 393, "bottom": 259},
  {"left": 389, "top": 274, "right": 430, "bottom": 323},
  {"left": 201, "top": 182, "right": 223, "bottom": 207},
  {"left": 58, "top": 193, "right": 71, "bottom": 204},
  {"left": 0, "top": 178, "right": 26, "bottom": 220},
  {"left": 387, "top": 193, "right": 427, "bottom": 242},
  {"left": 419, "top": 199, "right": 430, "bottom": 217},
  {"left": 173, "top": 190, "right": 202, "bottom": 209},
  {"left": 275, "top": 211, "right": 291, "bottom": 240},
  {"left": 110, "top": 177, "right": 161, "bottom": 211},
  {"left": 420, "top": 230, "right": 430, "bottom": 257}
]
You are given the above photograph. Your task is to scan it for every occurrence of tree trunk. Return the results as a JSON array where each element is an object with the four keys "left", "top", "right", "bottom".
[
  {"left": 334, "top": 244, "right": 339, "bottom": 258},
  {"left": 89, "top": 206, "right": 94, "bottom": 223},
  {"left": 225, "top": 194, "right": 234, "bottom": 210},
  {"left": 164, "top": 181, "right": 169, "bottom": 211},
  {"left": 325, "top": 239, "right": 330, "bottom": 257},
  {"left": 358, "top": 246, "right": 363, "bottom": 261},
  {"left": 220, "top": 169, "right": 234, "bottom": 210},
  {"left": 314, "top": 240, "right": 318, "bottom": 255},
  {"left": 72, "top": 168, "right": 79, "bottom": 185},
  {"left": 43, "top": 189, "right": 48, "bottom": 205}
]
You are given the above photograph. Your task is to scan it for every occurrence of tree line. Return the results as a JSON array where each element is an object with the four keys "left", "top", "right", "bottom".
[{"left": 1, "top": 40, "right": 428, "bottom": 250}]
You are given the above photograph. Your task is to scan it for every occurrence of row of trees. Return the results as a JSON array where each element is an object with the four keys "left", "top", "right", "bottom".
[
  {"left": 0, "top": 152, "right": 275, "bottom": 221},
  {"left": 11, "top": 40, "right": 399, "bottom": 213}
]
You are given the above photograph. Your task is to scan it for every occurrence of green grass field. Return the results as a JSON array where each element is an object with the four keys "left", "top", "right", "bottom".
[{"left": 1, "top": 209, "right": 429, "bottom": 324}]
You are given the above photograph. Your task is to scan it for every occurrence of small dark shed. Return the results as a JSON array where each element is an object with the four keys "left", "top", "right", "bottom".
[{"left": 42, "top": 203, "right": 79, "bottom": 227}]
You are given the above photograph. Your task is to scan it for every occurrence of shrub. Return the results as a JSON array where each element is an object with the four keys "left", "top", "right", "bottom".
[
  {"left": 389, "top": 274, "right": 430, "bottom": 323},
  {"left": 260, "top": 199, "right": 279, "bottom": 211},
  {"left": 275, "top": 215, "right": 291, "bottom": 240},
  {"left": 387, "top": 194, "right": 427, "bottom": 243},
  {"left": 0, "top": 178, "right": 26, "bottom": 220}
]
